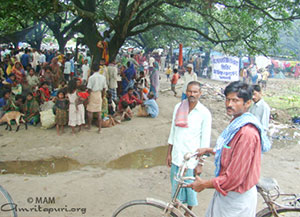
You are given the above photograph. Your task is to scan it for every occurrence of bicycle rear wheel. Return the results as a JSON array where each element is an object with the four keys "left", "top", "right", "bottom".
[
  {"left": 0, "top": 185, "right": 17, "bottom": 217},
  {"left": 112, "top": 199, "right": 179, "bottom": 217},
  {"left": 256, "top": 207, "right": 300, "bottom": 217}
]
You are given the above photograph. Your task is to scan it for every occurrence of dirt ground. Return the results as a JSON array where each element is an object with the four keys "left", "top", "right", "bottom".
[{"left": 0, "top": 77, "right": 299, "bottom": 217}]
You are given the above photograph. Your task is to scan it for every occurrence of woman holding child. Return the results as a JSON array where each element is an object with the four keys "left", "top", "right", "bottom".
[{"left": 67, "top": 79, "right": 85, "bottom": 134}]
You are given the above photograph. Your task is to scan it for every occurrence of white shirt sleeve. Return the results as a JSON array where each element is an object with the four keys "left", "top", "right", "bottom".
[
  {"left": 167, "top": 104, "right": 179, "bottom": 145},
  {"left": 200, "top": 108, "right": 212, "bottom": 148}
]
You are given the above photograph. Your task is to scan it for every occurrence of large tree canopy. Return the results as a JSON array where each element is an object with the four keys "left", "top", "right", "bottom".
[{"left": 1, "top": 0, "right": 300, "bottom": 62}]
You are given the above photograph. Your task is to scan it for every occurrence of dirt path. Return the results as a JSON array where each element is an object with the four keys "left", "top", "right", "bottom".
[{"left": 0, "top": 77, "right": 299, "bottom": 217}]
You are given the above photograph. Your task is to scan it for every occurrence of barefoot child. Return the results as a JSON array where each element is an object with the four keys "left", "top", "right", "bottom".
[
  {"left": 67, "top": 79, "right": 85, "bottom": 134},
  {"left": 54, "top": 90, "right": 68, "bottom": 135},
  {"left": 165, "top": 65, "right": 172, "bottom": 81},
  {"left": 171, "top": 68, "right": 179, "bottom": 97}
]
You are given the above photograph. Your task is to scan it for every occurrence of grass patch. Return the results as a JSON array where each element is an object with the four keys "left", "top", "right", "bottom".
[{"left": 264, "top": 95, "right": 300, "bottom": 117}]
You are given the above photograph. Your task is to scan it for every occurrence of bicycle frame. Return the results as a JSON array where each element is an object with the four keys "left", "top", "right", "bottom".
[
  {"left": 163, "top": 152, "right": 205, "bottom": 217},
  {"left": 257, "top": 183, "right": 300, "bottom": 216},
  {"left": 112, "top": 151, "right": 300, "bottom": 217}
]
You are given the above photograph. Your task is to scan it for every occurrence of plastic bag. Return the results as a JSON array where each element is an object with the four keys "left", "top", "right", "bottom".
[{"left": 40, "top": 109, "right": 55, "bottom": 129}]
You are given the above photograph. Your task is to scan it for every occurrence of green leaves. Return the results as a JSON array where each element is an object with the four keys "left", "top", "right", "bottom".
[{"left": 1, "top": 0, "right": 300, "bottom": 58}]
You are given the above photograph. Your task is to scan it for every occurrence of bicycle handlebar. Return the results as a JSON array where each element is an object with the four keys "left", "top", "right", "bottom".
[{"left": 175, "top": 152, "right": 209, "bottom": 185}]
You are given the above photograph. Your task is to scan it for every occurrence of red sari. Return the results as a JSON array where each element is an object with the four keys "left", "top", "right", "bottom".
[{"left": 39, "top": 87, "right": 50, "bottom": 102}]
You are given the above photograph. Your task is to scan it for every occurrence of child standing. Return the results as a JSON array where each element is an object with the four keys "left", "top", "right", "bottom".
[
  {"left": 67, "top": 79, "right": 85, "bottom": 135},
  {"left": 171, "top": 68, "right": 179, "bottom": 97},
  {"left": 54, "top": 90, "right": 69, "bottom": 135},
  {"left": 165, "top": 65, "right": 172, "bottom": 81}
]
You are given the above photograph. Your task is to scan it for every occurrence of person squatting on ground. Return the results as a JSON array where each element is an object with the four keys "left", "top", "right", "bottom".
[
  {"left": 187, "top": 81, "right": 271, "bottom": 217},
  {"left": 166, "top": 81, "right": 212, "bottom": 216},
  {"left": 137, "top": 92, "right": 159, "bottom": 118}
]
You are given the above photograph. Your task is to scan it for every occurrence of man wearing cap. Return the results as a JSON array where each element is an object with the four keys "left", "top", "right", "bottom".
[{"left": 182, "top": 64, "right": 198, "bottom": 100}]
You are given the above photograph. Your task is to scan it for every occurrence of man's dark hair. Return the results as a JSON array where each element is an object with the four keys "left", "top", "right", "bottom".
[
  {"left": 40, "top": 81, "right": 49, "bottom": 87},
  {"left": 187, "top": 81, "right": 201, "bottom": 89},
  {"left": 2, "top": 89, "right": 11, "bottom": 97},
  {"left": 9, "top": 73, "right": 16, "bottom": 78},
  {"left": 57, "top": 89, "right": 66, "bottom": 97},
  {"left": 121, "top": 101, "right": 128, "bottom": 109},
  {"left": 252, "top": 84, "right": 261, "bottom": 92},
  {"left": 15, "top": 94, "right": 24, "bottom": 102},
  {"left": 127, "top": 87, "right": 133, "bottom": 92},
  {"left": 224, "top": 81, "right": 253, "bottom": 102},
  {"left": 130, "top": 54, "right": 134, "bottom": 58},
  {"left": 91, "top": 63, "right": 99, "bottom": 73},
  {"left": 68, "top": 79, "right": 77, "bottom": 93},
  {"left": 173, "top": 68, "right": 178, "bottom": 73},
  {"left": 27, "top": 92, "right": 34, "bottom": 97}
]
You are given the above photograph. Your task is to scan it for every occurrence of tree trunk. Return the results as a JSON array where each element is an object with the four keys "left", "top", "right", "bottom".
[
  {"left": 108, "top": 35, "right": 126, "bottom": 62},
  {"left": 203, "top": 49, "right": 211, "bottom": 68},
  {"left": 79, "top": 18, "right": 102, "bottom": 65},
  {"left": 57, "top": 36, "right": 67, "bottom": 53},
  {"left": 28, "top": 39, "right": 42, "bottom": 50}
]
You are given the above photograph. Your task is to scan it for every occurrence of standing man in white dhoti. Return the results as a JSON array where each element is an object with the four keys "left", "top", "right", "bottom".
[
  {"left": 86, "top": 63, "right": 107, "bottom": 134},
  {"left": 188, "top": 81, "right": 271, "bottom": 217}
]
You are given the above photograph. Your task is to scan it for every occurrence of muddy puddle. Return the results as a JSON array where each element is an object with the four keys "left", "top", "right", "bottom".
[
  {"left": 0, "top": 146, "right": 168, "bottom": 175},
  {"left": 0, "top": 157, "right": 81, "bottom": 175},
  {"left": 1, "top": 130, "right": 298, "bottom": 176},
  {"left": 106, "top": 146, "right": 168, "bottom": 169}
]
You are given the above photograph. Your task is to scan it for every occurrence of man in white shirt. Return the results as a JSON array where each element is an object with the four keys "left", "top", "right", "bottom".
[
  {"left": 107, "top": 61, "right": 118, "bottom": 101},
  {"left": 38, "top": 50, "right": 46, "bottom": 72},
  {"left": 166, "top": 81, "right": 212, "bottom": 214},
  {"left": 160, "top": 55, "right": 166, "bottom": 72},
  {"left": 63, "top": 57, "right": 71, "bottom": 81},
  {"left": 182, "top": 64, "right": 198, "bottom": 100},
  {"left": 86, "top": 63, "right": 107, "bottom": 133},
  {"left": 32, "top": 49, "right": 40, "bottom": 71},
  {"left": 81, "top": 59, "right": 90, "bottom": 84},
  {"left": 249, "top": 84, "right": 270, "bottom": 131},
  {"left": 149, "top": 56, "right": 155, "bottom": 73}
]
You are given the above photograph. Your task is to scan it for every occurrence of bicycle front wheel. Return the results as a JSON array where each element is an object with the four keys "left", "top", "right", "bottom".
[
  {"left": 0, "top": 185, "right": 17, "bottom": 217},
  {"left": 256, "top": 207, "right": 300, "bottom": 217},
  {"left": 112, "top": 199, "right": 179, "bottom": 217}
]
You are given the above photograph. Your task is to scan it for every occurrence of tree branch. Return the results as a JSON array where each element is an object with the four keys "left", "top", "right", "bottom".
[
  {"left": 127, "top": 37, "right": 145, "bottom": 48},
  {"left": 244, "top": 0, "right": 300, "bottom": 21},
  {"left": 128, "top": 21, "right": 235, "bottom": 44},
  {"left": 61, "top": 17, "right": 81, "bottom": 35}
]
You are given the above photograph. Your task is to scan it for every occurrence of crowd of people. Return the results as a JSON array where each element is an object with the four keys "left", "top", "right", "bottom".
[
  {"left": 0, "top": 44, "right": 277, "bottom": 216},
  {"left": 0, "top": 47, "right": 162, "bottom": 135}
]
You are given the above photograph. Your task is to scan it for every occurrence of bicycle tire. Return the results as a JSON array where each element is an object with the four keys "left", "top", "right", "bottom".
[
  {"left": 0, "top": 185, "right": 18, "bottom": 217},
  {"left": 256, "top": 207, "right": 300, "bottom": 217},
  {"left": 112, "top": 199, "right": 180, "bottom": 217}
]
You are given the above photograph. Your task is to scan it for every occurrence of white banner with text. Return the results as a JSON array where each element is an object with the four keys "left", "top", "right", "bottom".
[{"left": 211, "top": 56, "right": 240, "bottom": 82}]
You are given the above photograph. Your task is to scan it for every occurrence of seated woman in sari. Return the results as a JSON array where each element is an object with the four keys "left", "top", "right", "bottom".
[
  {"left": 121, "top": 62, "right": 136, "bottom": 95},
  {"left": 12, "top": 62, "right": 25, "bottom": 84},
  {"left": 23, "top": 92, "right": 40, "bottom": 125},
  {"left": 39, "top": 81, "right": 51, "bottom": 103}
]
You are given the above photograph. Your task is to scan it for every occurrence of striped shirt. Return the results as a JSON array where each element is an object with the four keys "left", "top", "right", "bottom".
[{"left": 212, "top": 124, "right": 261, "bottom": 196}]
